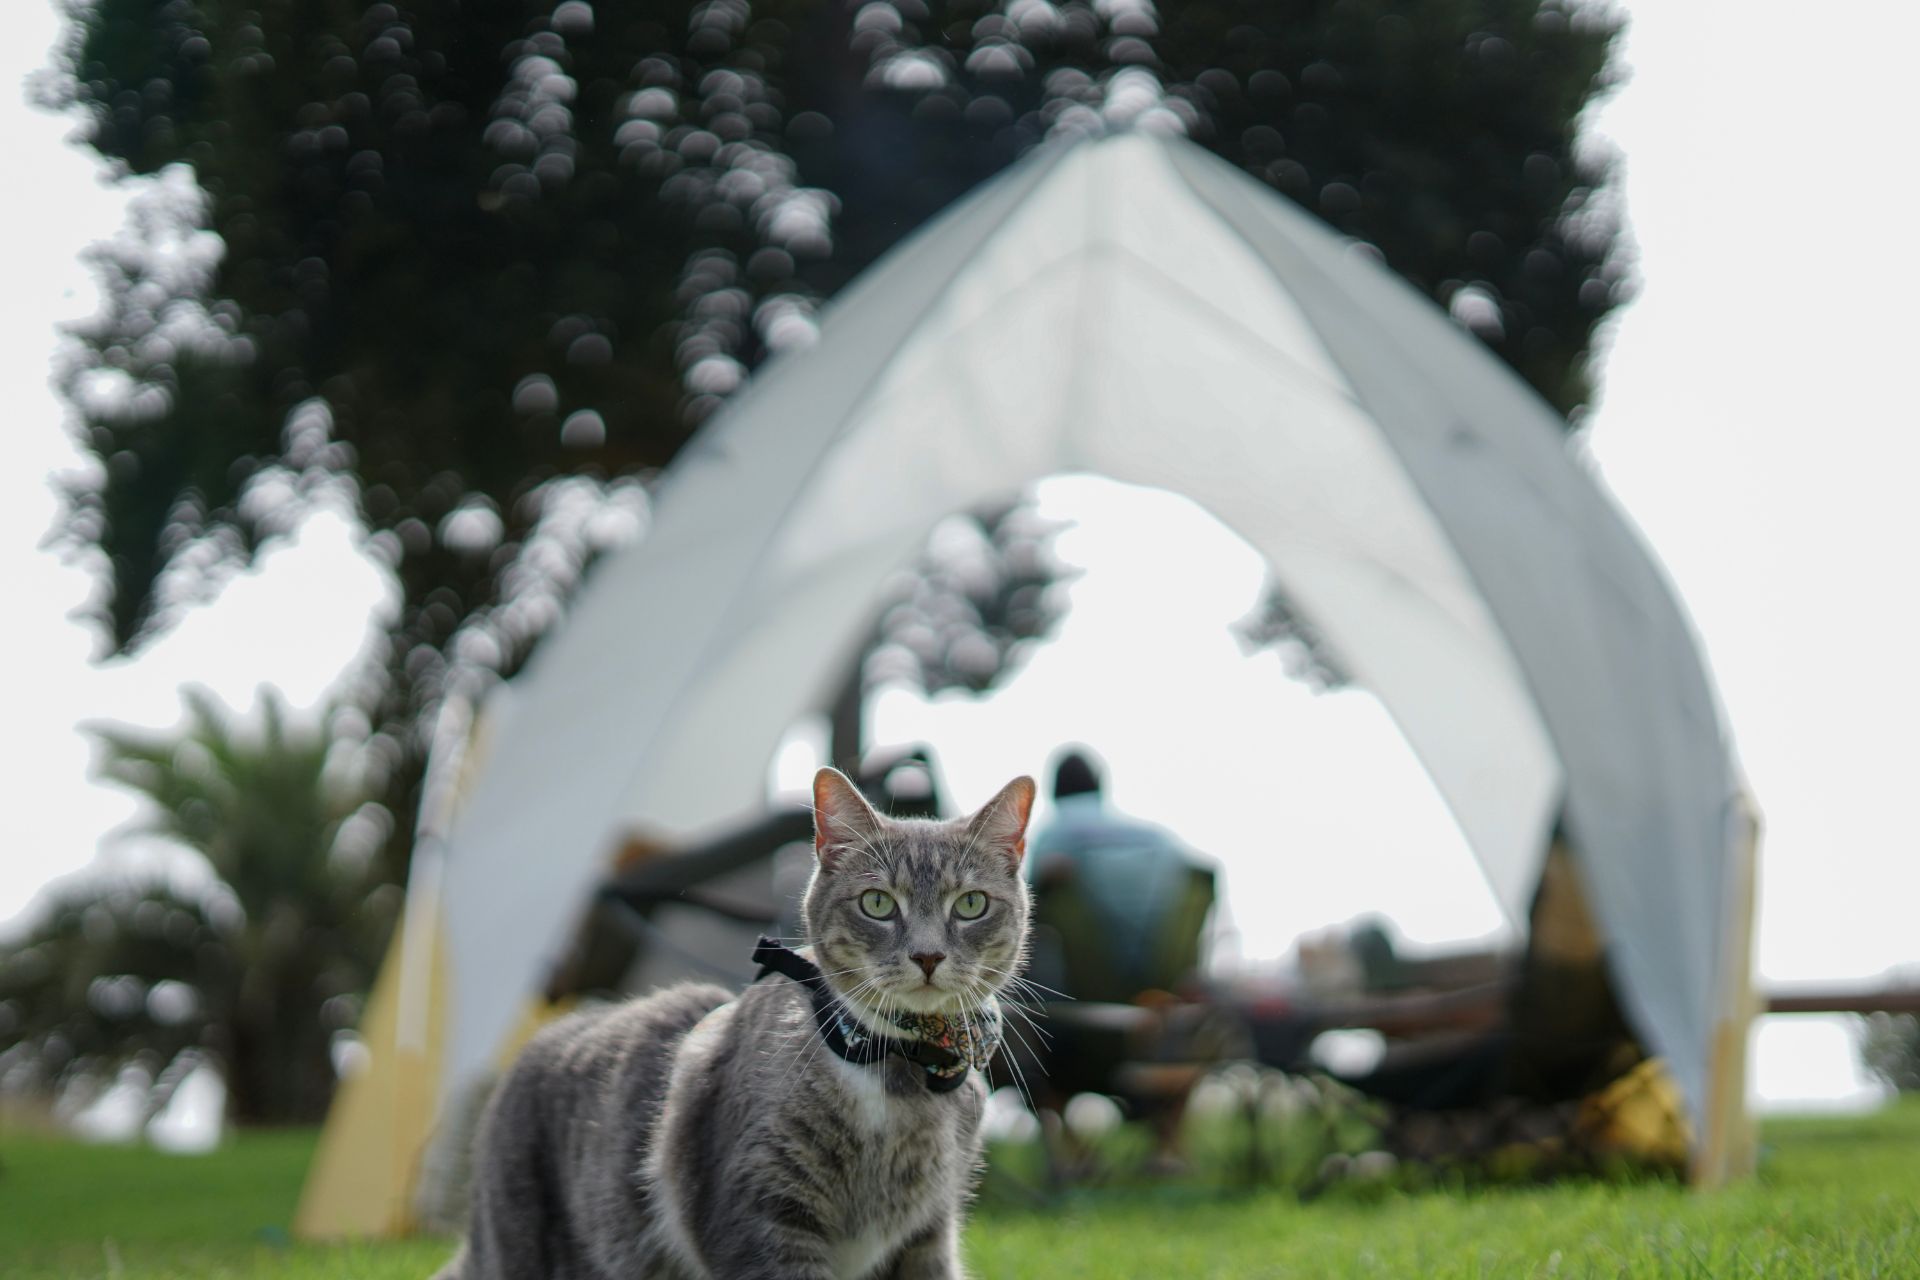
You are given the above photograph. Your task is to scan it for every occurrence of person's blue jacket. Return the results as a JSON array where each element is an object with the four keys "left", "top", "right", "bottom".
[{"left": 1025, "top": 793, "right": 1198, "bottom": 967}]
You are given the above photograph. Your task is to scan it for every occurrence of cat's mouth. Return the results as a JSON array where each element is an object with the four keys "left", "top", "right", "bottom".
[
  {"left": 893, "top": 982, "right": 964, "bottom": 1014},
  {"left": 847, "top": 974, "right": 980, "bottom": 1018}
]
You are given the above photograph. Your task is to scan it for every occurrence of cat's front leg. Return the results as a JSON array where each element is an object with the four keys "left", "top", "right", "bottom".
[{"left": 882, "top": 1214, "right": 964, "bottom": 1280}]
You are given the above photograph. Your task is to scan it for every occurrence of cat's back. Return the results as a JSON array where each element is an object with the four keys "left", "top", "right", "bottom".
[
  {"left": 515, "top": 981, "right": 738, "bottom": 1166},
  {"left": 443, "top": 982, "right": 735, "bottom": 1280},
  {"left": 516, "top": 981, "right": 737, "bottom": 1097}
]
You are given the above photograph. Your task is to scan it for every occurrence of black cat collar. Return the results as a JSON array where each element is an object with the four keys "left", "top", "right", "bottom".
[{"left": 750, "top": 937, "right": 1001, "bottom": 1094}]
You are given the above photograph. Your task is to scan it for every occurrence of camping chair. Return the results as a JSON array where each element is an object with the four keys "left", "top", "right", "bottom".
[{"left": 996, "top": 862, "right": 1240, "bottom": 1180}]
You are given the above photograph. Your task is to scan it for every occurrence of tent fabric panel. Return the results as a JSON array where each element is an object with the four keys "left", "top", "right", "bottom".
[
  {"left": 1040, "top": 142, "right": 1562, "bottom": 915},
  {"left": 1160, "top": 137, "right": 1734, "bottom": 1124},
  {"left": 614, "top": 541, "right": 925, "bottom": 830},
  {"left": 1097, "top": 138, "right": 1352, "bottom": 398},
  {"left": 934, "top": 140, "right": 1097, "bottom": 337},
  {"left": 436, "top": 698, "right": 650, "bottom": 1083},
  {"left": 430, "top": 144, "right": 1078, "bottom": 1103},
  {"left": 1256, "top": 545, "right": 1563, "bottom": 913},
  {"left": 1058, "top": 255, "right": 1560, "bottom": 916},
  {"left": 771, "top": 263, "right": 1086, "bottom": 578}
]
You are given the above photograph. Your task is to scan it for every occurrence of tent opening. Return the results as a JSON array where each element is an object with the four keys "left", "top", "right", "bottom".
[{"left": 862, "top": 472, "right": 1518, "bottom": 974}]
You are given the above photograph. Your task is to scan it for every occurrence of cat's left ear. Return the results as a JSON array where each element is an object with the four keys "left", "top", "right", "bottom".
[{"left": 965, "top": 776, "right": 1036, "bottom": 871}]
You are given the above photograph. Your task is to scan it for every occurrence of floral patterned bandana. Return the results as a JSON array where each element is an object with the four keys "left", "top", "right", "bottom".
[
  {"left": 878, "top": 1006, "right": 1004, "bottom": 1081},
  {"left": 752, "top": 937, "right": 1003, "bottom": 1093}
]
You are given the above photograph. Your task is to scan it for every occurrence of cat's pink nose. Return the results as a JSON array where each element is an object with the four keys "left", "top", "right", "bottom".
[{"left": 910, "top": 952, "right": 946, "bottom": 980}]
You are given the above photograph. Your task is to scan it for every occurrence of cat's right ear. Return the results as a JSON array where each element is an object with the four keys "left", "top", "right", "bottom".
[
  {"left": 964, "top": 775, "right": 1036, "bottom": 872},
  {"left": 813, "top": 767, "right": 881, "bottom": 870}
]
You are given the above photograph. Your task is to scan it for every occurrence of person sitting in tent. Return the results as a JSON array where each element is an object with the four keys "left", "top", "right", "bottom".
[
  {"left": 1024, "top": 750, "right": 1213, "bottom": 1002},
  {"left": 1013, "top": 748, "right": 1225, "bottom": 1175}
]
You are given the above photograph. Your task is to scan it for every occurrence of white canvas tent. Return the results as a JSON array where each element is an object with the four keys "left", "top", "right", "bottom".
[{"left": 298, "top": 129, "right": 1757, "bottom": 1235}]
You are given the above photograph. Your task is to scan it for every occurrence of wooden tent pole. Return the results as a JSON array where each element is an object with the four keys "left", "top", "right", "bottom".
[{"left": 1692, "top": 790, "right": 1762, "bottom": 1187}]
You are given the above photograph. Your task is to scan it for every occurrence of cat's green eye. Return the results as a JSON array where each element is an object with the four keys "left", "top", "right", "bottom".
[
  {"left": 954, "top": 891, "right": 989, "bottom": 920},
  {"left": 859, "top": 889, "right": 897, "bottom": 920}
]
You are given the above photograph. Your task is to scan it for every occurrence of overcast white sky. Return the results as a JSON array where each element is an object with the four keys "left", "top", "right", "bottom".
[{"left": 3, "top": 2, "right": 1913, "bottom": 1108}]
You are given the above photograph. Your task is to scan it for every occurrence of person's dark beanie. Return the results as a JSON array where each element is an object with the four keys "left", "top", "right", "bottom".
[{"left": 1053, "top": 751, "right": 1101, "bottom": 799}]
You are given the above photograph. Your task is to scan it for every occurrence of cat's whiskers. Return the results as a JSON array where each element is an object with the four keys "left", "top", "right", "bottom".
[
  {"left": 956, "top": 812, "right": 986, "bottom": 866},
  {"left": 761, "top": 953, "right": 879, "bottom": 1077},
  {"left": 976, "top": 962, "right": 1072, "bottom": 1002},
  {"left": 974, "top": 966, "right": 1059, "bottom": 1050},
  {"left": 771, "top": 965, "right": 883, "bottom": 1086},
  {"left": 995, "top": 1001, "right": 1054, "bottom": 1050},
  {"left": 777, "top": 979, "right": 878, "bottom": 1095},
  {"left": 974, "top": 957, "right": 1055, "bottom": 1120},
  {"left": 990, "top": 985, "right": 1054, "bottom": 1053},
  {"left": 965, "top": 979, "right": 1042, "bottom": 1115},
  {"left": 997, "top": 1032, "right": 1042, "bottom": 1116},
  {"left": 992, "top": 1000, "right": 1044, "bottom": 1068},
  {"left": 957, "top": 1003, "right": 976, "bottom": 1072},
  {"left": 998, "top": 997, "right": 1059, "bottom": 1051},
  {"left": 807, "top": 962, "right": 878, "bottom": 983}
]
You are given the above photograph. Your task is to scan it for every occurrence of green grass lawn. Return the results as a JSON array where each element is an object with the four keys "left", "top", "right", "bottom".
[
  {"left": 3, "top": 1101, "right": 1917, "bottom": 1278},
  {"left": 0, "top": 1126, "right": 454, "bottom": 1279}
]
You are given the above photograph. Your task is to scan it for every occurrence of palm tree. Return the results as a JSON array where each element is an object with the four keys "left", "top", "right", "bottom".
[{"left": 1, "top": 689, "right": 394, "bottom": 1123}]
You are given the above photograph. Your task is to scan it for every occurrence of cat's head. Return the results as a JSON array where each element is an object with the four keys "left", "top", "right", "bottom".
[{"left": 801, "top": 767, "right": 1033, "bottom": 1019}]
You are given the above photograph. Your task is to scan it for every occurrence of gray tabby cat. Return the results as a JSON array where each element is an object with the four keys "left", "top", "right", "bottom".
[{"left": 435, "top": 767, "right": 1035, "bottom": 1280}]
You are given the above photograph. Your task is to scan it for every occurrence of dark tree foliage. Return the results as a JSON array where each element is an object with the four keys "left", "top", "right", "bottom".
[
  {"left": 0, "top": 885, "right": 229, "bottom": 1104},
  {"left": 871, "top": 502, "right": 1064, "bottom": 698},
  {"left": 827, "top": 501, "right": 1067, "bottom": 768},
  {"left": 55, "top": 0, "right": 837, "bottom": 694},
  {"left": 779, "top": 0, "right": 1625, "bottom": 413},
  {"left": 50, "top": 0, "right": 1626, "bottom": 853},
  {"left": 1235, "top": 578, "right": 1355, "bottom": 693},
  {"left": 1862, "top": 1012, "right": 1920, "bottom": 1093}
]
